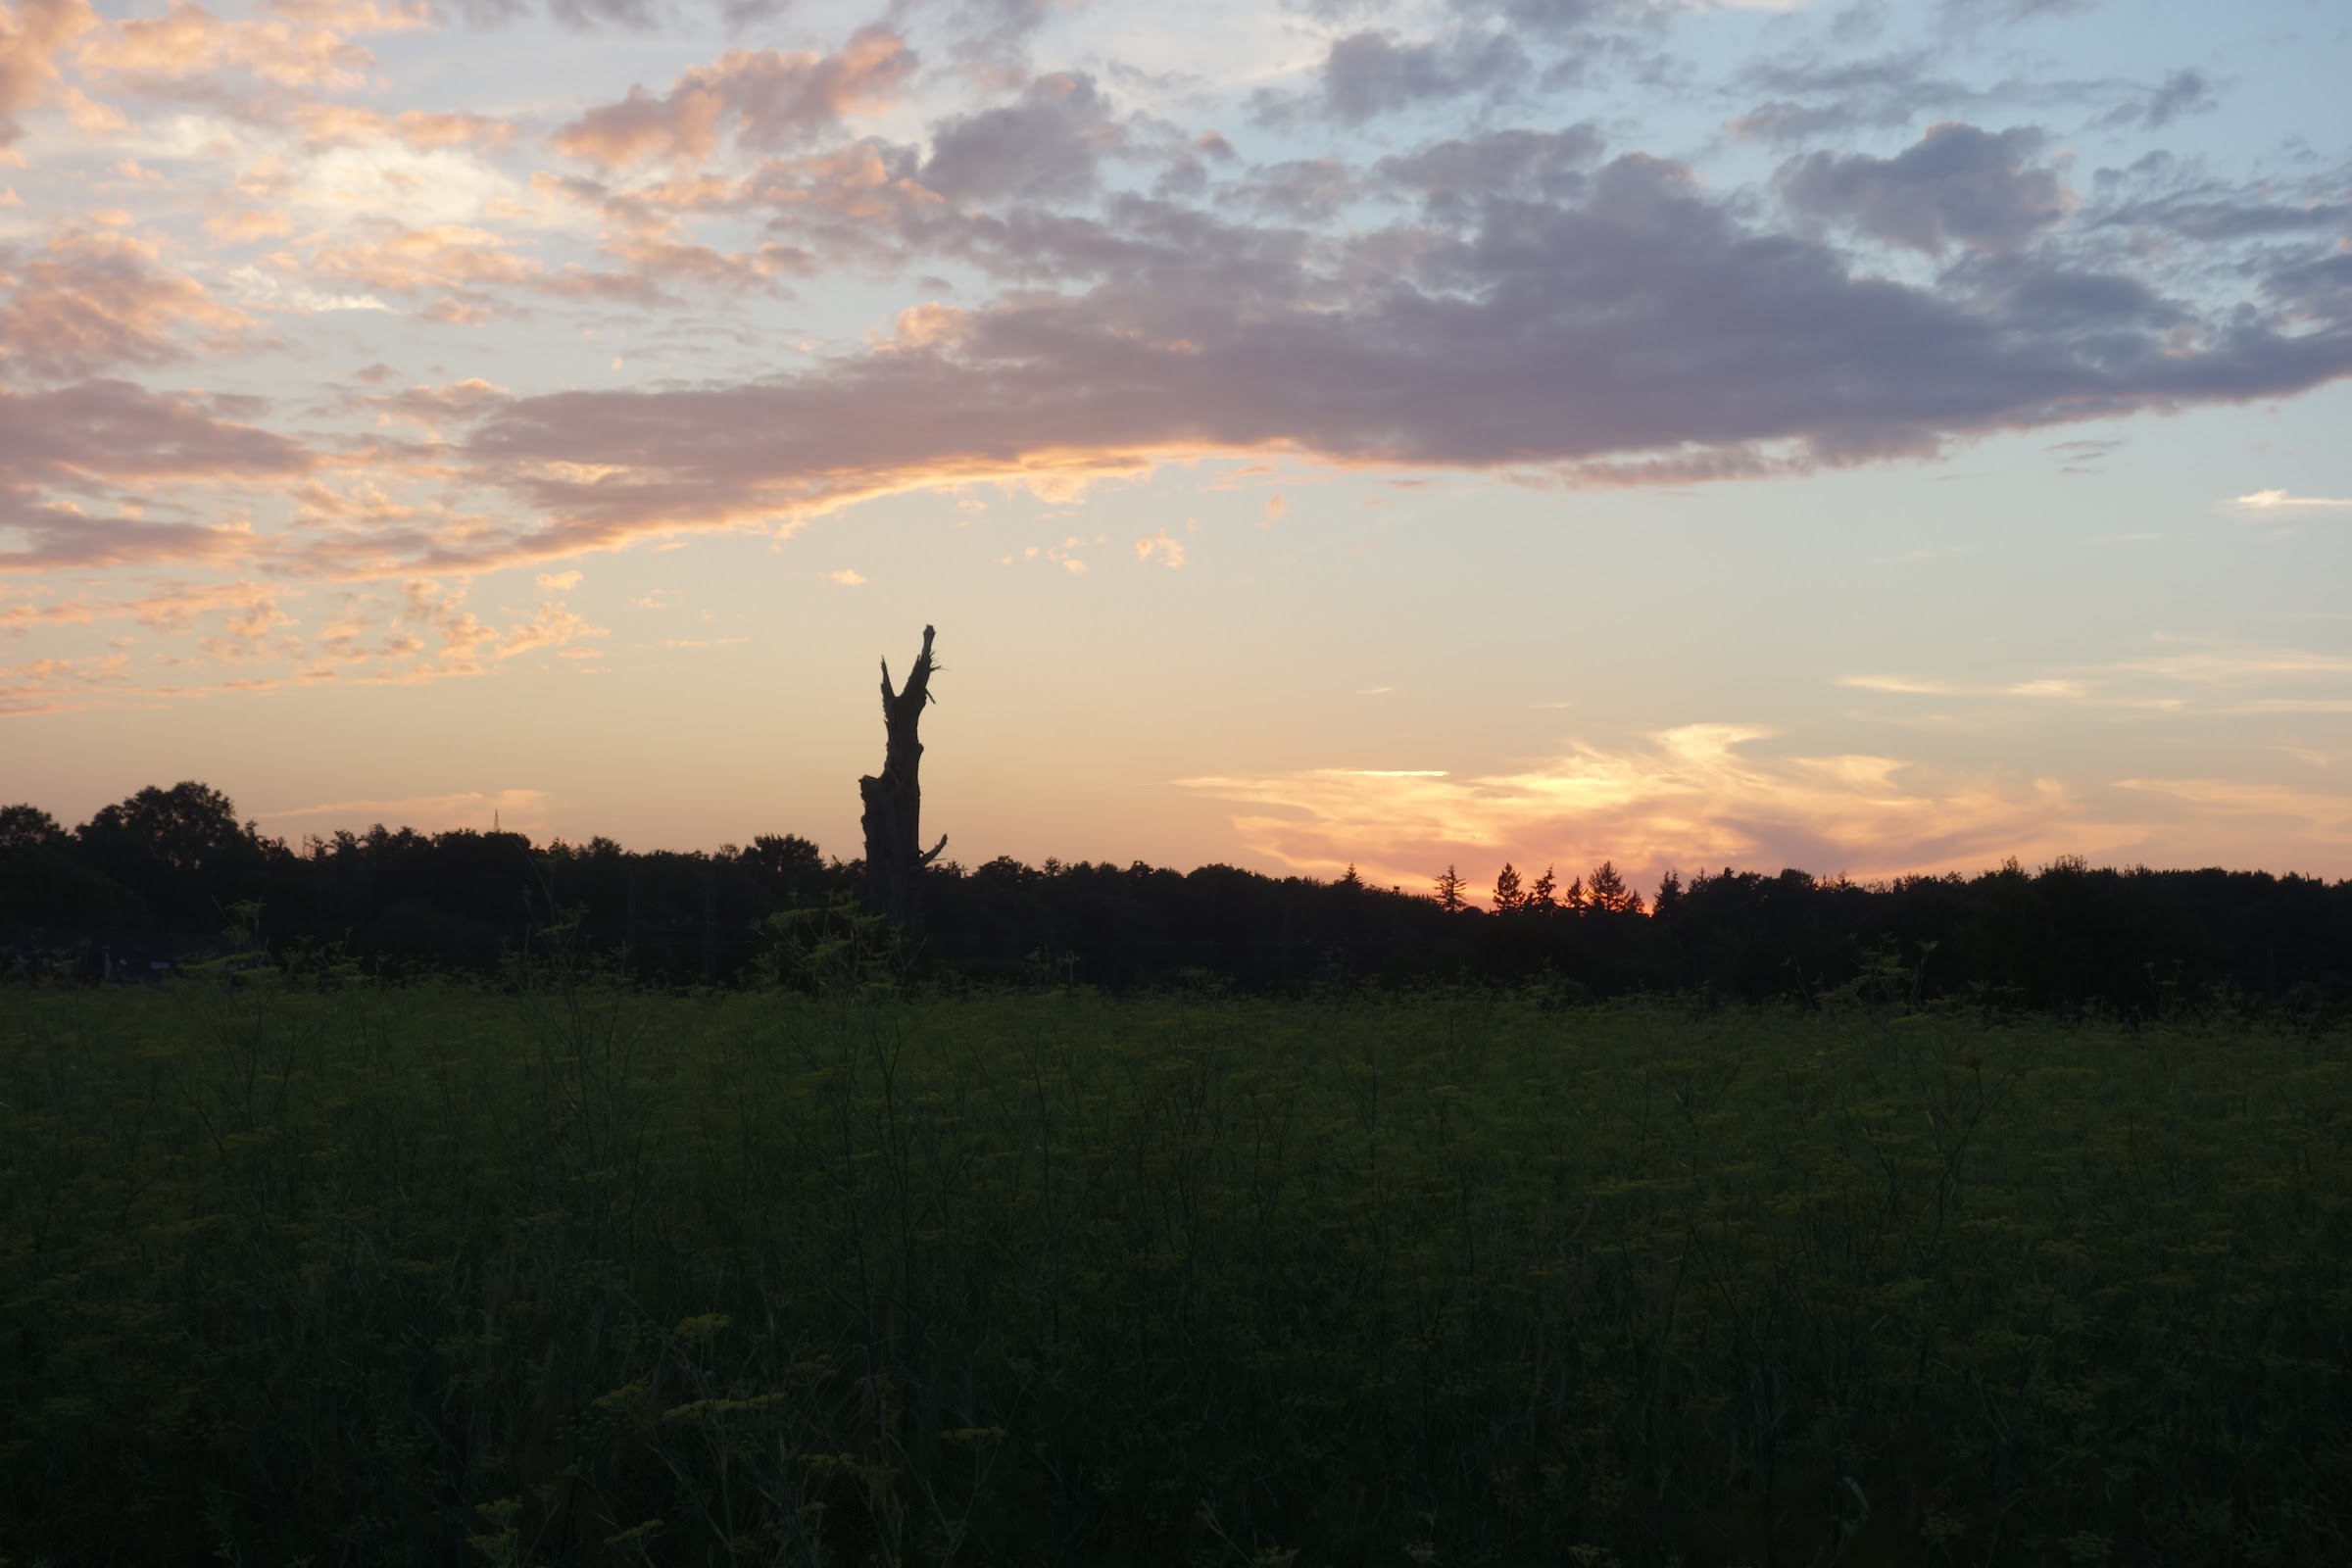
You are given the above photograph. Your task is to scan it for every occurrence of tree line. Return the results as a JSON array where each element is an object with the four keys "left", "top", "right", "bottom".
[{"left": 4, "top": 781, "right": 2349, "bottom": 1016}]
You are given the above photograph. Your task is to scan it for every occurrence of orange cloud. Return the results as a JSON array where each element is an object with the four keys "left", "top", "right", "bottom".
[
  {"left": 204, "top": 207, "right": 295, "bottom": 244},
  {"left": 1179, "top": 724, "right": 2139, "bottom": 901},
  {"left": 0, "top": 587, "right": 97, "bottom": 631},
  {"left": 260, "top": 0, "right": 431, "bottom": 32},
  {"left": 72, "top": 0, "right": 424, "bottom": 93},
  {"left": 305, "top": 222, "right": 540, "bottom": 295},
  {"left": 492, "top": 594, "right": 602, "bottom": 660},
  {"left": 0, "top": 647, "right": 129, "bottom": 714},
  {"left": 292, "top": 101, "right": 515, "bottom": 152},
  {"left": 550, "top": 25, "right": 916, "bottom": 172},
  {"left": 393, "top": 574, "right": 603, "bottom": 676},
  {"left": 125, "top": 578, "right": 292, "bottom": 631}
]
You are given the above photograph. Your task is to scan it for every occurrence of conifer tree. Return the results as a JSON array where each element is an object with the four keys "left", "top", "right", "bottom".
[
  {"left": 1493, "top": 862, "right": 1524, "bottom": 912},
  {"left": 1528, "top": 864, "right": 1557, "bottom": 911},
  {"left": 1654, "top": 867, "right": 1684, "bottom": 915},
  {"left": 1434, "top": 863, "right": 1466, "bottom": 912},
  {"left": 1588, "top": 859, "right": 1642, "bottom": 914}
]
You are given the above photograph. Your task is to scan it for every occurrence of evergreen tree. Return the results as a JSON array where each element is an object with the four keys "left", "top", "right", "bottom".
[
  {"left": 1339, "top": 863, "right": 1365, "bottom": 891},
  {"left": 1528, "top": 865, "right": 1557, "bottom": 911},
  {"left": 1493, "top": 862, "right": 1524, "bottom": 912},
  {"left": 1562, "top": 874, "right": 1589, "bottom": 912},
  {"left": 1654, "top": 867, "right": 1685, "bottom": 916},
  {"left": 1434, "top": 864, "right": 1466, "bottom": 912},
  {"left": 1588, "top": 860, "right": 1642, "bottom": 914}
]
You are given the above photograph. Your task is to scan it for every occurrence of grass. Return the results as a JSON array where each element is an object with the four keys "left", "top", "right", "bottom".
[{"left": 1, "top": 963, "right": 2347, "bottom": 1566}]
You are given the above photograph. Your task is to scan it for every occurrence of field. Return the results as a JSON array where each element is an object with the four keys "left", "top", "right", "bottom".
[{"left": 3, "top": 967, "right": 2347, "bottom": 1566}]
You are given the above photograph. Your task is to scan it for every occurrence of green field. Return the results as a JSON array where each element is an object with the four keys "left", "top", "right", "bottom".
[{"left": 3, "top": 971, "right": 2347, "bottom": 1566}]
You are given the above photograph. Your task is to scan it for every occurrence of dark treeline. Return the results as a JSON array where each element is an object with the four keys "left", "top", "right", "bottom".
[{"left": 5, "top": 781, "right": 2350, "bottom": 1015}]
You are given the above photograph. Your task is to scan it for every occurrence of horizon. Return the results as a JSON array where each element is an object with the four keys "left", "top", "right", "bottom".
[
  {"left": 13, "top": 775, "right": 2349, "bottom": 921},
  {"left": 2, "top": 0, "right": 2348, "bottom": 897}
]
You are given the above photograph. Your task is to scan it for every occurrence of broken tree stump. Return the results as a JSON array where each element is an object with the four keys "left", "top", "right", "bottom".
[{"left": 858, "top": 623, "right": 946, "bottom": 923}]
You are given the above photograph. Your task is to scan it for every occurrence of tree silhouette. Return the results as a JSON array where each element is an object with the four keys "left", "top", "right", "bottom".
[
  {"left": 0, "top": 805, "right": 67, "bottom": 854},
  {"left": 75, "top": 782, "right": 275, "bottom": 926},
  {"left": 1493, "top": 862, "right": 1525, "bottom": 912},
  {"left": 1434, "top": 864, "right": 1466, "bottom": 912},
  {"left": 1654, "top": 867, "right": 1685, "bottom": 916},
  {"left": 858, "top": 625, "right": 947, "bottom": 923},
  {"left": 1588, "top": 860, "right": 1642, "bottom": 914},
  {"left": 1528, "top": 865, "right": 1557, "bottom": 911}
]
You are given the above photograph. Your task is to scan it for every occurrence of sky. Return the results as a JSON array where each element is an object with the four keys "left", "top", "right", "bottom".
[{"left": 1, "top": 0, "right": 2348, "bottom": 901}]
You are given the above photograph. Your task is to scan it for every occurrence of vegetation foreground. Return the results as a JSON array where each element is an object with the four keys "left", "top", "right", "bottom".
[{"left": 3, "top": 972, "right": 2347, "bottom": 1566}]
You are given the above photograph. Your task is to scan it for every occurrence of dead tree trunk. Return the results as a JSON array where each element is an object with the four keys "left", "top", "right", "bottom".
[{"left": 858, "top": 623, "right": 946, "bottom": 923}]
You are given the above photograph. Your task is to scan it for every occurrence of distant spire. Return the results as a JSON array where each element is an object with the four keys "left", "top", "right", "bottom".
[{"left": 495, "top": 808, "right": 501, "bottom": 833}]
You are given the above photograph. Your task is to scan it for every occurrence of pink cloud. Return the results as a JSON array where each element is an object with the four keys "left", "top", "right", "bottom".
[
  {"left": 1, "top": 380, "right": 311, "bottom": 574},
  {"left": 0, "top": 0, "right": 96, "bottom": 147},
  {"left": 550, "top": 25, "right": 916, "bottom": 172},
  {"left": 0, "top": 377, "right": 310, "bottom": 486},
  {"left": 0, "top": 227, "right": 256, "bottom": 379},
  {"left": 541, "top": 230, "right": 813, "bottom": 304}
]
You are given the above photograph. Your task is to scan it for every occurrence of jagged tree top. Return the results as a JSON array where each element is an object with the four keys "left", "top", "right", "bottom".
[{"left": 880, "top": 624, "right": 938, "bottom": 730}]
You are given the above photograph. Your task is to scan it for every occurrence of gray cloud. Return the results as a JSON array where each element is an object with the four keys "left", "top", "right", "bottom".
[
  {"left": 912, "top": 0, "right": 1065, "bottom": 70},
  {"left": 717, "top": 0, "right": 788, "bottom": 30},
  {"left": 2087, "top": 155, "right": 2352, "bottom": 246},
  {"left": 905, "top": 192, "right": 1316, "bottom": 289},
  {"left": 1376, "top": 125, "right": 1604, "bottom": 219},
  {"left": 922, "top": 73, "right": 1120, "bottom": 204},
  {"left": 549, "top": 0, "right": 660, "bottom": 27},
  {"left": 1318, "top": 28, "right": 1529, "bottom": 124},
  {"left": 445, "top": 148, "right": 2352, "bottom": 563},
  {"left": 2131, "top": 68, "right": 2215, "bottom": 130},
  {"left": 1237, "top": 159, "right": 1359, "bottom": 222},
  {"left": 1726, "top": 49, "right": 1953, "bottom": 144},
  {"left": 1938, "top": 0, "right": 2095, "bottom": 25},
  {"left": 442, "top": 0, "right": 531, "bottom": 26},
  {"left": 1726, "top": 47, "right": 2165, "bottom": 147},
  {"left": 1778, "top": 122, "right": 2070, "bottom": 255},
  {"left": 1473, "top": 0, "right": 1651, "bottom": 40}
]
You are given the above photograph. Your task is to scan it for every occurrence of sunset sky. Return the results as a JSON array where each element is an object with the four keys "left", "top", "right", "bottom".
[{"left": 2, "top": 0, "right": 2347, "bottom": 899}]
